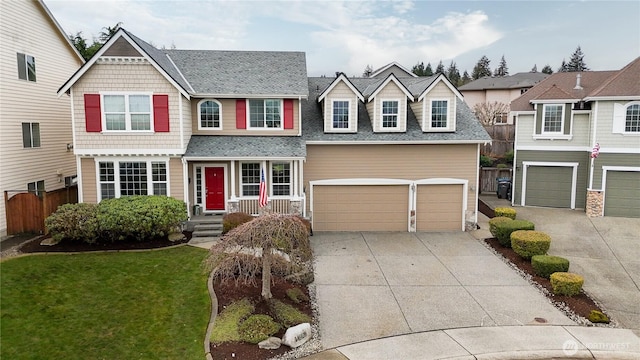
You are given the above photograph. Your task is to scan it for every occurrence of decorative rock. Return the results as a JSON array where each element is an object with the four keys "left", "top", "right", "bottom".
[
  {"left": 281, "top": 322, "right": 311, "bottom": 348},
  {"left": 258, "top": 337, "right": 281, "bottom": 350},
  {"left": 168, "top": 232, "right": 186, "bottom": 242},
  {"left": 40, "top": 237, "right": 61, "bottom": 246}
]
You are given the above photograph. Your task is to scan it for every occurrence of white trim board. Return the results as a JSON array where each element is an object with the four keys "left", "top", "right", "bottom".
[{"left": 520, "top": 161, "right": 579, "bottom": 209}]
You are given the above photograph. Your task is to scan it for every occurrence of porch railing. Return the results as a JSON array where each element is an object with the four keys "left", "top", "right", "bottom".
[{"left": 238, "top": 198, "right": 291, "bottom": 215}]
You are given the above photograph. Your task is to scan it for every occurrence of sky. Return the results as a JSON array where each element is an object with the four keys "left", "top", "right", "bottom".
[{"left": 46, "top": 0, "right": 640, "bottom": 77}]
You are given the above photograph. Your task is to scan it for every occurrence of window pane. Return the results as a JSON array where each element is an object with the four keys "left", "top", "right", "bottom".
[
  {"left": 431, "top": 100, "right": 448, "bottom": 128},
  {"left": 101, "top": 184, "right": 115, "bottom": 199},
  {"left": 26, "top": 55, "right": 36, "bottom": 82},
  {"left": 382, "top": 101, "right": 398, "bottom": 128},
  {"left": 543, "top": 105, "right": 563, "bottom": 132},
  {"left": 249, "top": 100, "right": 264, "bottom": 127},
  {"left": 265, "top": 100, "right": 281, "bottom": 128},
  {"left": 31, "top": 123, "right": 40, "bottom": 147},
  {"left": 153, "top": 183, "right": 167, "bottom": 196},
  {"left": 200, "top": 101, "right": 220, "bottom": 128},
  {"left": 99, "top": 162, "right": 115, "bottom": 181},
  {"left": 128, "top": 95, "right": 149, "bottom": 112},
  {"left": 106, "top": 114, "right": 126, "bottom": 130},
  {"left": 272, "top": 163, "right": 290, "bottom": 196},
  {"left": 130, "top": 114, "right": 151, "bottom": 130},
  {"left": 196, "top": 167, "right": 202, "bottom": 203},
  {"left": 241, "top": 163, "right": 260, "bottom": 196},
  {"left": 104, "top": 95, "right": 126, "bottom": 112},
  {"left": 17, "top": 53, "right": 26, "bottom": 80},
  {"left": 333, "top": 101, "right": 349, "bottom": 128},
  {"left": 119, "top": 162, "right": 147, "bottom": 196},
  {"left": 152, "top": 162, "right": 167, "bottom": 181},
  {"left": 625, "top": 104, "right": 640, "bottom": 132},
  {"left": 22, "top": 123, "right": 31, "bottom": 148},
  {"left": 27, "top": 182, "right": 36, "bottom": 193}
]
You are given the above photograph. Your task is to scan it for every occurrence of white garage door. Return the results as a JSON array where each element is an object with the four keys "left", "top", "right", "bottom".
[{"left": 313, "top": 185, "right": 409, "bottom": 231}]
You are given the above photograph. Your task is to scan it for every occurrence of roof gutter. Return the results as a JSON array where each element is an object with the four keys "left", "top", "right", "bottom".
[
  {"left": 304, "top": 139, "right": 491, "bottom": 145},
  {"left": 193, "top": 93, "right": 309, "bottom": 99}
]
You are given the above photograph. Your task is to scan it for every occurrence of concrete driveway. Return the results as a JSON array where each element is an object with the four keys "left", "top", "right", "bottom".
[{"left": 311, "top": 231, "right": 574, "bottom": 349}]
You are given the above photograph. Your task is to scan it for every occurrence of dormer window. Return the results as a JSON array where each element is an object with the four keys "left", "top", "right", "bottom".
[
  {"left": 542, "top": 104, "right": 564, "bottom": 133},
  {"left": 332, "top": 100, "right": 350, "bottom": 129},
  {"left": 199, "top": 100, "right": 222, "bottom": 130},
  {"left": 430, "top": 100, "right": 448, "bottom": 128},
  {"left": 381, "top": 100, "right": 399, "bottom": 128},
  {"left": 249, "top": 99, "right": 282, "bottom": 129}
]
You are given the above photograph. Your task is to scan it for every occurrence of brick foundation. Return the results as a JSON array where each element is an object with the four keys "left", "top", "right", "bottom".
[{"left": 586, "top": 190, "right": 603, "bottom": 218}]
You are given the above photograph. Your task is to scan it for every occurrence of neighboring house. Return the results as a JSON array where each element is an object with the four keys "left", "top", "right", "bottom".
[
  {"left": 0, "top": 0, "right": 84, "bottom": 238},
  {"left": 459, "top": 72, "right": 549, "bottom": 124},
  {"left": 58, "top": 28, "right": 491, "bottom": 232},
  {"left": 510, "top": 57, "right": 640, "bottom": 218}
]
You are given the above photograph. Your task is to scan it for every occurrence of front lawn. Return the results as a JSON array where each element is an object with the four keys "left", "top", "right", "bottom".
[{"left": 0, "top": 246, "right": 210, "bottom": 360}]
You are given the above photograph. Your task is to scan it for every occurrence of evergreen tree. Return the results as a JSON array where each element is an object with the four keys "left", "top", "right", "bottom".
[
  {"left": 566, "top": 46, "right": 589, "bottom": 72},
  {"left": 411, "top": 62, "right": 425, "bottom": 76},
  {"left": 424, "top": 62, "right": 434, "bottom": 76},
  {"left": 68, "top": 22, "right": 123, "bottom": 61},
  {"left": 558, "top": 59, "right": 569, "bottom": 73},
  {"left": 446, "top": 61, "right": 461, "bottom": 85},
  {"left": 363, "top": 64, "right": 374, "bottom": 77},
  {"left": 530, "top": 64, "right": 538, "bottom": 73},
  {"left": 460, "top": 70, "right": 472, "bottom": 85},
  {"left": 541, "top": 64, "right": 553, "bottom": 74},
  {"left": 472, "top": 55, "right": 492, "bottom": 79},
  {"left": 493, "top": 55, "right": 509, "bottom": 77},
  {"left": 435, "top": 60, "right": 445, "bottom": 74}
]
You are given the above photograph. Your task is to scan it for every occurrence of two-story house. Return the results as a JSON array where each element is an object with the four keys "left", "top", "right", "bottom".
[
  {"left": 0, "top": 0, "right": 84, "bottom": 238},
  {"left": 510, "top": 57, "right": 640, "bottom": 218},
  {"left": 58, "top": 28, "right": 491, "bottom": 232}
]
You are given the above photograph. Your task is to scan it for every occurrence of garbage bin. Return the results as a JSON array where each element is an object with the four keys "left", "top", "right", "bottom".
[
  {"left": 193, "top": 204, "right": 202, "bottom": 216},
  {"left": 496, "top": 177, "right": 512, "bottom": 200}
]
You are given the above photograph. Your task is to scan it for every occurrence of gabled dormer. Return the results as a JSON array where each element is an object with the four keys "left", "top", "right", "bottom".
[
  {"left": 414, "top": 74, "right": 462, "bottom": 132},
  {"left": 317, "top": 73, "right": 364, "bottom": 133},
  {"left": 363, "top": 74, "right": 413, "bottom": 133},
  {"left": 530, "top": 85, "right": 579, "bottom": 140}
]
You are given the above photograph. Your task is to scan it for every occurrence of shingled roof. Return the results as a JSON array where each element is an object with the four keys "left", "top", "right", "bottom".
[
  {"left": 458, "top": 72, "right": 549, "bottom": 91},
  {"left": 588, "top": 57, "right": 640, "bottom": 98}
]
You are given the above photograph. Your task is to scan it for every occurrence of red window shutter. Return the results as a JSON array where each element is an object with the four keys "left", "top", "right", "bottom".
[
  {"left": 153, "top": 95, "right": 169, "bottom": 132},
  {"left": 284, "top": 99, "right": 294, "bottom": 129},
  {"left": 84, "top": 94, "right": 102, "bottom": 132},
  {"left": 236, "top": 99, "right": 246, "bottom": 129}
]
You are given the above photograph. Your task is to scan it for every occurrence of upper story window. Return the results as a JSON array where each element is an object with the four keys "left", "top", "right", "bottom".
[
  {"left": 249, "top": 99, "right": 281, "bottom": 129},
  {"left": 103, "top": 94, "right": 152, "bottom": 131},
  {"left": 625, "top": 104, "right": 640, "bottom": 132},
  {"left": 381, "top": 100, "right": 399, "bottom": 128},
  {"left": 97, "top": 159, "right": 167, "bottom": 201},
  {"left": 241, "top": 162, "right": 261, "bottom": 196},
  {"left": 27, "top": 180, "right": 45, "bottom": 197},
  {"left": 199, "top": 100, "right": 221, "bottom": 129},
  {"left": 430, "top": 100, "right": 448, "bottom": 128},
  {"left": 22, "top": 122, "right": 40, "bottom": 148},
  {"left": 17, "top": 53, "right": 36, "bottom": 82},
  {"left": 495, "top": 112, "right": 508, "bottom": 124},
  {"left": 332, "top": 100, "right": 350, "bottom": 129},
  {"left": 271, "top": 162, "right": 291, "bottom": 196},
  {"left": 542, "top": 104, "right": 564, "bottom": 133}
]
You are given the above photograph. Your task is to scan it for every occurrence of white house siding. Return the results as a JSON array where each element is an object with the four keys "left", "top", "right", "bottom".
[
  {"left": 72, "top": 63, "right": 182, "bottom": 151},
  {"left": 595, "top": 101, "right": 640, "bottom": 149},
  {"left": 0, "top": 0, "right": 83, "bottom": 237},
  {"left": 190, "top": 98, "right": 300, "bottom": 136},
  {"left": 323, "top": 81, "right": 358, "bottom": 132},
  {"left": 515, "top": 113, "right": 591, "bottom": 148},
  {"left": 370, "top": 82, "right": 407, "bottom": 132}
]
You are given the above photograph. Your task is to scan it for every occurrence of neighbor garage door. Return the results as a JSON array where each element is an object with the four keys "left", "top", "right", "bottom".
[
  {"left": 604, "top": 171, "right": 640, "bottom": 218},
  {"left": 313, "top": 185, "right": 409, "bottom": 231},
  {"left": 525, "top": 166, "right": 572, "bottom": 208},
  {"left": 416, "top": 184, "right": 463, "bottom": 231}
]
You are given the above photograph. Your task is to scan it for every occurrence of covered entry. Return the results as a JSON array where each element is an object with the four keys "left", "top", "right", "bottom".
[{"left": 521, "top": 162, "right": 578, "bottom": 209}]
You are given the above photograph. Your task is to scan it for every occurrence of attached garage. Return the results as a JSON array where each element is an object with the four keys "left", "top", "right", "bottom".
[
  {"left": 312, "top": 184, "right": 410, "bottom": 231},
  {"left": 604, "top": 170, "right": 640, "bottom": 218},
  {"left": 522, "top": 162, "right": 578, "bottom": 209},
  {"left": 416, "top": 184, "right": 464, "bottom": 231}
]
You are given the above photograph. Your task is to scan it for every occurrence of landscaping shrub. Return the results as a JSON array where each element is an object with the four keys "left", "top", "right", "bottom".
[
  {"left": 294, "top": 216, "right": 313, "bottom": 236},
  {"left": 494, "top": 207, "right": 516, "bottom": 219},
  {"left": 496, "top": 163, "right": 508, "bottom": 169},
  {"left": 494, "top": 219, "right": 535, "bottom": 247},
  {"left": 45, "top": 203, "right": 99, "bottom": 243},
  {"left": 286, "top": 287, "right": 309, "bottom": 304},
  {"left": 550, "top": 272, "right": 584, "bottom": 296},
  {"left": 531, "top": 255, "right": 570, "bottom": 278},
  {"left": 504, "top": 150, "right": 514, "bottom": 164},
  {"left": 480, "top": 154, "right": 493, "bottom": 167},
  {"left": 268, "top": 298, "right": 311, "bottom": 327},
  {"left": 511, "top": 230, "right": 551, "bottom": 259},
  {"left": 238, "top": 314, "right": 280, "bottom": 344},
  {"left": 97, "top": 196, "right": 187, "bottom": 242},
  {"left": 488, "top": 216, "right": 512, "bottom": 237},
  {"left": 209, "top": 298, "right": 255, "bottom": 343},
  {"left": 222, "top": 212, "right": 254, "bottom": 234},
  {"left": 588, "top": 310, "right": 610, "bottom": 324}
]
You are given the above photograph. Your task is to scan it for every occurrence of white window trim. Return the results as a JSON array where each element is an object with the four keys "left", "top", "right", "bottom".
[
  {"left": 270, "top": 161, "right": 292, "bottom": 197},
  {"left": 100, "top": 92, "right": 154, "bottom": 133},
  {"left": 520, "top": 161, "right": 578, "bottom": 209},
  {"left": 380, "top": 98, "right": 401, "bottom": 129},
  {"left": 247, "top": 99, "right": 283, "bottom": 130},
  {"left": 616, "top": 101, "right": 640, "bottom": 135},
  {"left": 193, "top": 163, "right": 228, "bottom": 212},
  {"left": 540, "top": 103, "right": 565, "bottom": 134},
  {"left": 425, "top": 98, "right": 452, "bottom": 132},
  {"left": 197, "top": 99, "right": 223, "bottom": 131},
  {"left": 95, "top": 157, "right": 170, "bottom": 202},
  {"left": 330, "top": 99, "right": 352, "bottom": 132},
  {"left": 239, "top": 161, "right": 262, "bottom": 197}
]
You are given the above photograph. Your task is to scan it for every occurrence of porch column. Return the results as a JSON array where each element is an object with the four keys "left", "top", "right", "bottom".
[
  {"left": 227, "top": 160, "right": 239, "bottom": 213},
  {"left": 181, "top": 158, "right": 190, "bottom": 217},
  {"left": 293, "top": 160, "right": 299, "bottom": 197}
]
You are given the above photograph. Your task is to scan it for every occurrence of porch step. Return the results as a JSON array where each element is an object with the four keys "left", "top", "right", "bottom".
[{"left": 188, "top": 213, "right": 224, "bottom": 238}]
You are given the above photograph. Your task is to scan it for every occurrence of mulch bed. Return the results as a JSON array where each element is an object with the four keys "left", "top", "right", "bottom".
[
  {"left": 483, "top": 237, "right": 609, "bottom": 324},
  {"left": 17, "top": 233, "right": 190, "bottom": 253}
]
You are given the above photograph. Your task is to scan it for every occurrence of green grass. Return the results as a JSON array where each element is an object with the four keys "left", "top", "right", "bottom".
[
  {"left": 210, "top": 298, "right": 255, "bottom": 343},
  {"left": 0, "top": 246, "right": 210, "bottom": 360}
]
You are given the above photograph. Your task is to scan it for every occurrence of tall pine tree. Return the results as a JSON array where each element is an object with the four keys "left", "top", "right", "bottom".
[
  {"left": 446, "top": 61, "right": 461, "bottom": 86},
  {"left": 541, "top": 64, "right": 553, "bottom": 74},
  {"left": 566, "top": 46, "right": 589, "bottom": 72},
  {"left": 493, "top": 55, "right": 509, "bottom": 76},
  {"left": 460, "top": 70, "right": 472, "bottom": 85},
  {"left": 472, "top": 55, "right": 492, "bottom": 79},
  {"left": 424, "top": 63, "right": 434, "bottom": 76},
  {"left": 435, "top": 60, "right": 445, "bottom": 74}
]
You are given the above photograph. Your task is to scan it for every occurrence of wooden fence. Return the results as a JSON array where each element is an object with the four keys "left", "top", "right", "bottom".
[
  {"left": 479, "top": 167, "right": 513, "bottom": 194},
  {"left": 4, "top": 186, "right": 78, "bottom": 235},
  {"left": 481, "top": 124, "right": 515, "bottom": 157}
]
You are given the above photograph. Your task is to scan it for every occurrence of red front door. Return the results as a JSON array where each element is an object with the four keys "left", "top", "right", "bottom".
[{"left": 205, "top": 167, "right": 225, "bottom": 211}]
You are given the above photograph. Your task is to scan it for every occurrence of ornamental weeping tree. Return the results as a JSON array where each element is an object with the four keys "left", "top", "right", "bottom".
[{"left": 205, "top": 214, "right": 311, "bottom": 300}]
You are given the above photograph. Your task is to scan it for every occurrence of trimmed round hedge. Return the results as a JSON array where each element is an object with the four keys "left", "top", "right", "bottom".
[
  {"left": 550, "top": 272, "right": 584, "bottom": 296},
  {"left": 489, "top": 216, "right": 512, "bottom": 238},
  {"left": 531, "top": 255, "right": 569, "bottom": 278},
  {"left": 494, "top": 207, "right": 516, "bottom": 220},
  {"left": 511, "top": 230, "right": 551, "bottom": 259},
  {"left": 492, "top": 219, "right": 536, "bottom": 247}
]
